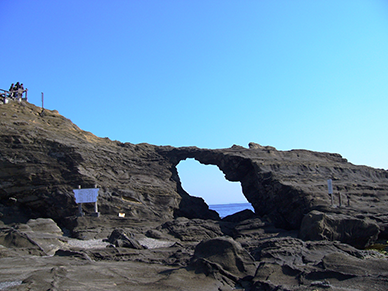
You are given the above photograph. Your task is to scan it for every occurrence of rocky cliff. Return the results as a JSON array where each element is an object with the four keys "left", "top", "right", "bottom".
[
  {"left": 1, "top": 101, "right": 388, "bottom": 237},
  {"left": 2, "top": 101, "right": 388, "bottom": 290}
]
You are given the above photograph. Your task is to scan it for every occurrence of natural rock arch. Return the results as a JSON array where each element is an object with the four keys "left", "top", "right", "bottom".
[
  {"left": 157, "top": 143, "right": 388, "bottom": 230},
  {"left": 2, "top": 102, "right": 388, "bottom": 237},
  {"left": 158, "top": 145, "right": 311, "bottom": 229}
]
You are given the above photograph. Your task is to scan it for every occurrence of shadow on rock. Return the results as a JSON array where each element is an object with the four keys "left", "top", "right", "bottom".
[{"left": 189, "top": 237, "right": 257, "bottom": 288}]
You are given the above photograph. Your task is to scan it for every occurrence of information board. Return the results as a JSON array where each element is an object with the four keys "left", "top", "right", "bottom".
[{"left": 73, "top": 188, "right": 99, "bottom": 203}]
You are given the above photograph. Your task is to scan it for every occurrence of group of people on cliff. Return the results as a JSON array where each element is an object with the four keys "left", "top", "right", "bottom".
[
  {"left": 8, "top": 82, "right": 25, "bottom": 98},
  {"left": 0, "top": 82, "right": 27, "bottom": 103}
]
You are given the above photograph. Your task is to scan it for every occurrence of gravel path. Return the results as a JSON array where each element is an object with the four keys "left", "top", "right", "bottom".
[
  {"left": 66, "top": 238, "right": 110, "bottom": 249},
  {"left": 66, "top": 237, "right": 175, "bottom": 250}
]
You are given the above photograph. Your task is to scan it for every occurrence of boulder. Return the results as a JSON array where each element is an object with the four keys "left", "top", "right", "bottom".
[
  {"left": 107, "top": 228, "right": 143, "bottom": 249},
  {"left": 222, "top": 209, "right": 257, "bottom": 223},
  {"left": 250, "top": 236, "right": 388, "bottom": 290},
  {"left": 299, "top": 210, "right": 380, "bottom": 248},
  {"left": 190, "top": 237, "right": 257, "bottom": 282},
  {"left": 145, "top": 229, "right": 163, "bottom": 239},
  {"left": 0, "top": 218, "right": 66, "bottom": 256},
  {"left": 25, "top": 218, "right": 63, "bottom": 235}
]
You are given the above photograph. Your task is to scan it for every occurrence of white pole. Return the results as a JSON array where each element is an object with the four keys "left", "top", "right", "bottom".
[
  {"left": 78, "top": 185, "right": 84, "bottom": 216},
  {"left": 94, "top": 184, "right": 98, "bottom": 213}
]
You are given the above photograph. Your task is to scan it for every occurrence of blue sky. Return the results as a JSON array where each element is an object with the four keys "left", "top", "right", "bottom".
[{"left": 1, "top": 1, "right": 388, "bottom": 204}]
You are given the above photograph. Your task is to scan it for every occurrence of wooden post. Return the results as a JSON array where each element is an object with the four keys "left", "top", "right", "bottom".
[
  {"left": 41, "top": 92, "right": 44, "bottom": 110},
  {"left": 338, "top": 192, "right": 342, "bottom": 207}
]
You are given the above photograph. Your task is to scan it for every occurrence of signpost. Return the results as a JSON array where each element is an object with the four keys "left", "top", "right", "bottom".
[{"left": 73, "top": 186, "right": 100, "bottom": 217}]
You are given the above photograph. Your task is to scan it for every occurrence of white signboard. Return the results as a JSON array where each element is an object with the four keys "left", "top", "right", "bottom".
[
  {"left": 327, "top": 179, "right": 333, "bottom": 194},
  {"left": 73, "top": 188, "right": 99, "bottom": 203}
]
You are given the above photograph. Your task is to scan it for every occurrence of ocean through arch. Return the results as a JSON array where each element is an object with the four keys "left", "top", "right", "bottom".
[{"left": 176, "top": 158, "right": 254, "bottom": 218}]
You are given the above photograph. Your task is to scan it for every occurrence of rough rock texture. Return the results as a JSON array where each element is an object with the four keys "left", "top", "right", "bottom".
[
  {"left": 1, "top": 101, "right": 388, "bottom": 290},
  {"left": 1, "top": 102, "right": 388, "bottom": 234},
  {"left": 299, "top": 210, "right": 380, "bottom": 248},
  {"left": 107, "top": 228, "right": 143, "bottom": 249},
  {"left": 1, "top": 217, "right": 388, "bottom": 290},
  {"left": 190, "top": 237, "right": 257, "bottom": 287},
  {"left": 158, "top": 143, "right": 388, "bottom": 232},
  {"left": 0, "top": 218, "right": 66, "bottom": 256},
  {"left": 0, "top": 101, "right": 217, "bottom": 225},
  {"left": 250, "top": 236, "right": 388, "bottom": 291}
]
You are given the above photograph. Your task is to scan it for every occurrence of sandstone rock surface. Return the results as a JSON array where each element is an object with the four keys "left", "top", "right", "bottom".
[
  {"left": 299, "top": 210, "right": 380, "bottom": 248},
  {"left": 1, "top": 101, "right": 388, "bottom": 290}
]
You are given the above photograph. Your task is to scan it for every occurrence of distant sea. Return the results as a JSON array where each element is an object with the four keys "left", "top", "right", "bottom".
[{"left": 209, "top": 203, "right": 254, "bottom": 218}]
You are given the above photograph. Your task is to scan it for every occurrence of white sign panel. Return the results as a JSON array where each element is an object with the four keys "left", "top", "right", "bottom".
[
  {"left": 73, "top": 188, "right": 99, "bottom": 203},
  {"left": 327, "top": 179, "right": 333, "bottom": 194}
]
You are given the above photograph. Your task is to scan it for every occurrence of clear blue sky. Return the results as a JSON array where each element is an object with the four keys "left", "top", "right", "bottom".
[{"left": 1, "top": 1, "right": 388, "bottom": 204}]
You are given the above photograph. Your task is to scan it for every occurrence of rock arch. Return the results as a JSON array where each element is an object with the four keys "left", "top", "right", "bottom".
[
  {"left": 2, "top": 102, "right": 388, "bottom": 235},
  {"left": 158, "top": 145, "right": 312, "bottom": 229},
  {"left": 157, "top": 143, "right": 388, "bottom": 230}
]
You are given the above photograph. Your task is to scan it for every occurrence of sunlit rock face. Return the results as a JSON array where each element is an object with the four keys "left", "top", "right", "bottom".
[
  {"left": 1, "top": 102, "right": 388, "bottom": 235},
  {"left": 158, "top": 143, "right": 388, "bottom": 231},
  {"left": 0, "top": 102, "right": 186, "bottom": 223}
]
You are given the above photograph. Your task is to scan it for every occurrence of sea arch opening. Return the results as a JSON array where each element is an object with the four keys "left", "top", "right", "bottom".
[{"left": 176, "top": 158, "right": 253, "bottom": 218}]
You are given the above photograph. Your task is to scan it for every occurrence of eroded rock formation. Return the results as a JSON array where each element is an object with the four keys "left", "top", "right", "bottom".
[
  {"left": 158, "top": 143, "right": 388, "bottom": 235},
  {"left": 1, "top": 102, "right": 388, "bottom": 235},
  {"left": 2, "top": 101, "right": 388, "bottom": 290}
]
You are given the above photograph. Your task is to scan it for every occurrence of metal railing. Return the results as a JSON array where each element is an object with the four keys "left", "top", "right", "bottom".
[{"left": 0, "top": 88, "right": 28, "bottom": 104}]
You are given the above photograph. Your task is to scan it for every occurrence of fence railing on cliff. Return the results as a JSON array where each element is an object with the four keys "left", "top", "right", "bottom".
[{"left": 0, "top": 88, "right": 28, "bottom": 104}]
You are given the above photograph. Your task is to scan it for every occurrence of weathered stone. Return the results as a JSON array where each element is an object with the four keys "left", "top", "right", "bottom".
[
  {"left": 161, "top": 217, "right": 226, "bottom": 241},
  {"left": 190, "top": 237, "right": 257, "bottom": 282},
  {"left": 1, "top": 101, "right": 388, "bottom": 290},
  {"left": 250, "top": 236, "right": 388, "bottom": 291},
  {"left": 299, "top": 210, "right": 380, "bottom": 248},
  {"left": 107, "top": 228, "right": 143, "bottom": 249},
  {"left": 0, "top": 219, "right": 66, "bottom": 256},
  {"left": 222, "top": 209, "right": 257, "bottom": 223},
  {"left": 25, "top": 218, "right": 63, "bottom": 235},
  {"left": 2, "top": 102, "right": 388, "bottom": 238},
  {"left": 145, "top": 229, "right": 163, "bottom": 239}
]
